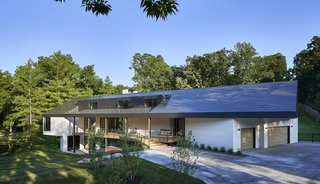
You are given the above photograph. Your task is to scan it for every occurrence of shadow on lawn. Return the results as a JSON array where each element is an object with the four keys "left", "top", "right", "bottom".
[{"left": 0, "top": 148, "right": 93, "bottom": 184}]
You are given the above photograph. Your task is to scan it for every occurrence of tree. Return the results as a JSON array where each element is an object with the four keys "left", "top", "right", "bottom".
[
  {"left": 77, "top": 65, "right": 103, "bottom": 95},
  {"left": 88, "top": 127, "right": 105, "bottom": 170},
  {"left": 185, "top": 49, "right": 233, "bottom": 88},
  {"left": 38, "top": 52, "right": 92, "bottom": 111},
  {"left": 120, "top": 133, "right": 142, "bottom": 182},
  {"left": 0, "top": 70, "right": 14, "bottom": 152},
  {"left": 293, "top": 36, "right": 320, "bottom": 110},
  {"left": 55, "top": 0, "right": 179, "bottom": 20},
  {"left": 11, "top": 60, "right": 44, "bottom": 148},
  {"left": 252, "top": 53, "right": 287, "bottom": 83},
  {"left": 175, "top": 77, "right": 191, "bottom": 89},
  {"left": 231, "top": 42, "right": 257, "bottom": 84},
  {"left": 0, "top": 70, "right": 13, "bottom": 124},
  {"left": 99, "top": 76, "right": 118, "bottom": 95},
  {"left": 130, "top": 53, "right": 172, "bottom": 92},
  {"left": 170, "top": 65, "right": 190, "bottom": 89},
  {"left": 171, "top": 130, "right": 199, "bottom": 176}
]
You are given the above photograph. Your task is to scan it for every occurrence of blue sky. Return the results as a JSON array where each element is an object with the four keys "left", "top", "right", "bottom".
[{"left": 0, "top": 0, "right": 319, "bottom": 86}]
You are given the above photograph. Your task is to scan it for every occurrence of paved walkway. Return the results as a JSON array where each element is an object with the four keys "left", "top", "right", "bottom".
[{"left": 140, "top": 142, "right": 320, "bottom": 184}]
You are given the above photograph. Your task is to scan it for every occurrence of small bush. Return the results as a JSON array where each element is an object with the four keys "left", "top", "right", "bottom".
[
  {"left": 227, "top": 148, "right": 233, "bottom": 154},
  {"left": 200, "top": 144, "right": 205, "bottom": 149},
  {"left": 194, "top": 143, "right": 199, "bottom": 148},
  {"left": 206, "top": 145, "right": 212, "bottom": 151},
  {"left": 236, "top": 150, "right": 242, "bottom": 155},
  {"left": 213, "top": 147, "right": 218, "bottom": 151},
  {"left": 219, "top": 146, "right": 225, "bottom": 152}
]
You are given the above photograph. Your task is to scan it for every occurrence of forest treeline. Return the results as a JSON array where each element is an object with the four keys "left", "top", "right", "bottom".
[{"left": 0, "top": 36, "right": 319, "bottom": 151}]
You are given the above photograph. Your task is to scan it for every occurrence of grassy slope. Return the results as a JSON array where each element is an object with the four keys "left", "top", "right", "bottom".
[
  {"left": 0, "top": 136, "right": 204, "bottom": 184},
  {"left": 298, "top": 108, "right": 320, "bottom": 141},
  {"left": 0, "top": 149, "right": 91, "bottom": 184}
]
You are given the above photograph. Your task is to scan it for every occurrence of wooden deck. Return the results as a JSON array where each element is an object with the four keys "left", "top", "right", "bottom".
[{"left": 73, "top": 132, "right": 177, "bottom": 144}]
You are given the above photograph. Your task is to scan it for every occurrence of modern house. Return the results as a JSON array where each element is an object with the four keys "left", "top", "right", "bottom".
[{"left": 43, "top": 81, "right": 298, "bottom": 153}]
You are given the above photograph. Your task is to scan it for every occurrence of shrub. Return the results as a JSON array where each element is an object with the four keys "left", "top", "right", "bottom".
[
  {"left": 206, "top": 145, "right": 212, "bottom": 151},
  {"left": 227, "top": 148, "right": 233, "bottom": 154},
  {"left": 219, "top": 146, "right": 225, "bottom": 152},
  {"left": 236, "top": 150, "right": 242, "bottom": 155},
  {"left": 194, "top": 143, "right": 199, "bottom": 148},
  {"left": 200, "top": 144, "right": 205, "bottom": 149},
  {"left": 213, "top": 147, "right": 218, "bottom": 151},
  {"left": 88, "top": 127, "right": 105, "bottom": 170},
  {"left": 171, "top": 130, "right": 199, "bottom": 176}
]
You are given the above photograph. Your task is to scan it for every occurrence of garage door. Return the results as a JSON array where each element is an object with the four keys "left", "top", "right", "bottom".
[
  {"left": 268, "top": 127, "right": 289, "bottom": 147},
  {"left": 241, "top": 128, "right": 255, "bottom": 149}
]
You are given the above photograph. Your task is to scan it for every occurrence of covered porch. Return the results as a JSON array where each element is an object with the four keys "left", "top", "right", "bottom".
[{"left": 70, "top": 117, "right": 186, "bottom": 153}]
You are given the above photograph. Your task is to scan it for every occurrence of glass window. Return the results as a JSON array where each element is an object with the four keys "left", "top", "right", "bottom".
[
  {"left": 89, "top": 102, "right": 98, "bottom": 109},
  {"left": 144, "top": 99, "right": 157, "bottom": 108},
  {"left": 107, "top": 118, "right": 124, "bottom": 132},
  {"left": 117, "top": 100, "right": 129, "bottom": 108},
  {"left": 44, "top": 117, "right": 51, "bottom": 131},
  {"left": 100, "top": 117, "right": 106, "bottom": 131},
  {"left": 84, "top": 117, "right": 96, "bottom": 131}
]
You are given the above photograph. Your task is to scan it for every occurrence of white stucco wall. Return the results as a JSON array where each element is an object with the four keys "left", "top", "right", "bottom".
[
  {"left": 185, "top": 118, "right": 234, "bottom": 150},
  {"left": 43, "top": 117, "right": 80, "bottom": 152}
]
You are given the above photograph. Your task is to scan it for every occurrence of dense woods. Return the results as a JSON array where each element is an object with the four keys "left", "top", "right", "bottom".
[{"left": 0, "top": 36, "right": 319, "bottom": 152}]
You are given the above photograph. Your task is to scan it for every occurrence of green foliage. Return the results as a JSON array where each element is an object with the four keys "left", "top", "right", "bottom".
[
  {"left": 55, "top": 0, "right": 178, "bottom": 20},
  {"left": 186, "top": 49, "right": 233, "bottom": 88},
  {"left": 171, "top": 130, "right": 199, "bottom": 176},
  {"left": 120, "top": 133, "right": 143, "bottom": 182},
  {"left": 206, "top": 145, "right": 212, "bottom": 151},
  {"left": 76, "top": 65, "right": 103, "bottom": 95},
  {"left": 141, "top": 0, "right": 179, "bottom": 20},
  {"left": 231, "top": 42, "right": 257, "bottom": 84},
  {"left": 194, "top": 142, "right": 199, "bottom": 148},
  {"left": 213, "top": 147, "right": 218, "bottom": 151},
  {"left": 227, "top": 148, "right": 233, "bottom": 154},
  {"left": 293, "top": 36, "right": 320, "bottom": 109},
  {"left": 98, "top": 76, "right": 118, "bottom": 95},
  {"left": 100, "top": 157, "right": 128, "bottom": 184},
  {"left": 0, "top": 51, "right": 123, "bottom": 152},
  {"left": 130, "top": 53, "right": 173, "bottom": 92},
  {"left": 253, "top": 53, "right": 287, "bottom": 82},
  {"left": 199, "top": 144, "right": 205, "bottom": 149},
  {"left": 88, "top": 127, "right": 105, "bottom": 170},
  {"left": 219, "top": 146, "right": 225, "bottom": 152},
  {"left": 236, "top": 150, "right": 242, "bottom": 155}
]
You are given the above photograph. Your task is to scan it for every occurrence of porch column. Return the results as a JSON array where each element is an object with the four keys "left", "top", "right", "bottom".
[
  {"left": 264, "top": 123, "right": 268, "bottom": 148},
  {"left": 105, "top": 117, "right": 108, "bottom": 133},
  {"left": 125, "top": 117, "right": 128, "bottom": 134},
  {"left": 73, "top": 117, "right": 76, "bottom": 153},
  {"left": 148, "top": 118, "right": 151, "bottom": 138}
]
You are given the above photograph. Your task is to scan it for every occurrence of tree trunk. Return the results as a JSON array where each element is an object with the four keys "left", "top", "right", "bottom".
[{"left": 8, "top": 121, "right": 14, "bottom": 153}]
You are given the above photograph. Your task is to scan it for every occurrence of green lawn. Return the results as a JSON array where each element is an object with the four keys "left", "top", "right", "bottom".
[
  {"left": 298, "top": 108, "right": 320, "bottom": 141},
  {"left": 0, "top": 148, "right": 203, "bottom": 184}
]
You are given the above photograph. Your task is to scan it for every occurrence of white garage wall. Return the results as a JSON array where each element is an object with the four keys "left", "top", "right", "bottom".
[
  {"left": 265, "top": 118, "right": 298, "bottom": 144},
  {"left": 234, "top": 119, "right": 264, "bottom": 149},
  {"left": 235, "top": 117, "right": 298, "bottom": 149},
  {"left": 185, "top": 118, "right": 234, "bottom": 150}
]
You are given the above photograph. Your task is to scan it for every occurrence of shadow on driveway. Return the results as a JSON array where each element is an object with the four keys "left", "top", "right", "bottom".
[{"left": 140, "top": 142, "right": 320, "bottom": 184}]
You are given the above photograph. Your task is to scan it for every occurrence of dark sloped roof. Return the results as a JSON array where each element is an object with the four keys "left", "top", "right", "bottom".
[{"left": 44, "top": 81, "right": 298, "bottom": 118}]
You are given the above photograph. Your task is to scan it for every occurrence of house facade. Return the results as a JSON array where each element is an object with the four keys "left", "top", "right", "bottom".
[{"left": 43, "top": 81, "right": 298, "bottom": 152}]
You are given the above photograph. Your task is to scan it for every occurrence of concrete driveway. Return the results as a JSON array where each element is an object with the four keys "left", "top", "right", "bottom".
[{"left": 140, "top": 142, "right": 320, "bottom": 184}]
